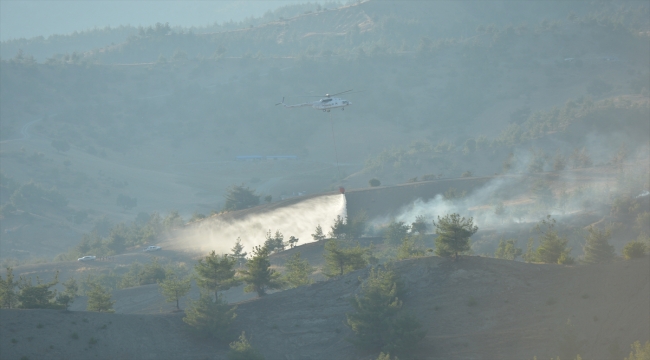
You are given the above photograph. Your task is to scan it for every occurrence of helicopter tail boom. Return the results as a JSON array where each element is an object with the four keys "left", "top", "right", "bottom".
[{"left": 276, "top": 97, "right": 314, "bottom": 108}]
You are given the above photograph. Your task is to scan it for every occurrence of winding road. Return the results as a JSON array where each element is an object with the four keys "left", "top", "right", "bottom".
[{"left": 0, "top": 118, "right": 42, "bottom": 143}]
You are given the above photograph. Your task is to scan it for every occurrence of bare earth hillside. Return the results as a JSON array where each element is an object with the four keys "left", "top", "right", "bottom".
[{"left": 2, "top": 256, "right": 648, "bottom": 360}]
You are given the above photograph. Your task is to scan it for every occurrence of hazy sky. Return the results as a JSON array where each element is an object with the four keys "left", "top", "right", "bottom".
[{"left": 0, "top": 1, "right": 309, "bottom": 41}]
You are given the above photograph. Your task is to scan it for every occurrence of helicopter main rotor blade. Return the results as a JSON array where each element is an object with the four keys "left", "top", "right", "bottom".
[
  {"left": 284, "top": 90, "right": 357, "bottom": 98},
  {"left": 328, "top": 89, "right": 353, "bottom": 97}
]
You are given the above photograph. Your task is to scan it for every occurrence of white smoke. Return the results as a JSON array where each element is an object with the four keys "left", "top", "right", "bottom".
[
  {"left": 374, "top": 171, "right": 625, "bottom": 232},
  {"left": 383, "top": 175, "right": 530, "bottom": 230},
  {"left": 165, "top": 194, "right": 347, "bottom": 255}
]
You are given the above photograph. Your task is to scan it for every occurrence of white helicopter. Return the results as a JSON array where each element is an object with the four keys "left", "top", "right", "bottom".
[{"left": 276, "top": 90, "right": 352, "bottom": 112}]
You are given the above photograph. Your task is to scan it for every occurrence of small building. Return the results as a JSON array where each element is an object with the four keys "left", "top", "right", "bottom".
[
  {"left": 236, "top": 155, "right": 264, "bottom": 162},
  {"left": 266, "top": 155, "right": 298, "bottom": 161}
]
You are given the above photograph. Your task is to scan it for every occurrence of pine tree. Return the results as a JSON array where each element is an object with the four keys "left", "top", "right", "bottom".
[
  {"left": 410, "top": 215, "right": 428, "bottom": 235},
  {"left": 327, "top": 213, "right": 368, "bottom": 240},
  {"left": 396, "top": 236, "right": 425, "bottom": 260},
  {"left": 346, "top": 213, "right": 367, "bottom": 240},
  {"left": 347, "top": 267, "right": 425, "bottom": 355},
  {"left": 522, "top": 237, "right": 536, "bottom": 262},
  {"left": 536, "top": 232, "right": 572, "bottom": 264},
  {"left": 239, "top": 246, "right": 283, "bottom": 297},
  {"left": 263, "top": 230, "right": 285, "bottom": 253},
  {"left": 17, "top": 272, "right": 61, "bottom": 309},
  {"left": 158, "top": 270, "right": 192, "bottom": 310},
  {"left": 323, "top": 240, "right": 368, "bottom": 278},
  {"left": 228, "top": 332, "right": 264, "bottom": 360},
  {"left": 63, "top": 277, "right": 78, "bottom": 296},
  {"left": 384, "top": 221, "right": 410, "bottom": 246},
  {"left": 288, "top": 236, "right": 299, "bottom": 248},
  {"left": 138, "top": 257, "right": 167, "bottom": 285},
  {"left": 56, "top": 277, "right": 78, "bottom": 310},
  {"left": 329, "top": 215, "right": 348, "bottom": 239},
  {"left": 494, "top": 239, "right": 523, "bottom": 260},
  {"left": 224, "top": 185, "right": 260, "bottom": 211},
  {"left": 434, "top": 214, "right": 478, "bottom": 260},
  {"left": 0, "top": 267, "right": 19, "bottom": 309},
  {"left": 283, "top": 253, "right": 314, "bottom": 288},
  {"left": 231, "top": 238, "right": 248, "bottom": 266},
  {"left": 183, "top": 293, "right": 236, "bottom": 339},
  {"left": 582, "top": 227, "right": 615, "bottom": 264},
  {"left": 86, "top": 284, "right": 115, "bottom": 312},
  {"left": 311, "top": 224, "right": 326, "bottom": 241},
  {"left": 195, "top": 251, "right": 240, "bottom": 300},
  {"left": 534, "top": 217, "right": 573, "bottom": 264}
]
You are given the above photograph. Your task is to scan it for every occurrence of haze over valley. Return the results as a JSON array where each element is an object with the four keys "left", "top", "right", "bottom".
[{"left": 1, "top": 1, "right": 649, "bottom": 359}]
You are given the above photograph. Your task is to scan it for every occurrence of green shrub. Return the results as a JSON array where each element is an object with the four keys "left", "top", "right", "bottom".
[
  {"left": 623, "top": 241, "right": 647, "bottom": 260},
  {"left": 377, "top": 352, "right": 399, "bottom": 360},
  {"left": 635, "top": 212, "right": 650, "bottom": 231},
  {"left": 228, "top": 332, "right": 264, "bottom": 360},
  {"left": 282, "top": 253, "right": 314, "bottom": 288},
  {"left": 624, "top": 341, "right": 650, "bottom": 360}
]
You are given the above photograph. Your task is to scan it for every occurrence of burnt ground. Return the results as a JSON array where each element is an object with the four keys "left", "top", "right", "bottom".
[{"left": 1, "top": 255, "right": 648, "bottom": 360}]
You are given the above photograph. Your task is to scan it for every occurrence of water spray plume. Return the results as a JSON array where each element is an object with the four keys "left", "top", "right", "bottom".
[{"left": 166, "top": 195, "right": 347, "bottom": 255}]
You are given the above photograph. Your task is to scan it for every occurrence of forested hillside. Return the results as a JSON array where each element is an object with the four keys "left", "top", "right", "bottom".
[
  {"left": 1, "top": 0, "right": 648, "bottom": 269},
  {"left": 1, "top": 3, "right": 649, "bottom": 359}
]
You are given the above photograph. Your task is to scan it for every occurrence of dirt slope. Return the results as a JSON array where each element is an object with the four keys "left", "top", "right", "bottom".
[{"left": 2, "top": 256, "right": 648, "bottom": 360}]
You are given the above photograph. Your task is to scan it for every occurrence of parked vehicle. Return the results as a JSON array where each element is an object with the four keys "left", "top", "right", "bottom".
[{"left": 77, "top": 255, "right": 96, "bottom": 262}]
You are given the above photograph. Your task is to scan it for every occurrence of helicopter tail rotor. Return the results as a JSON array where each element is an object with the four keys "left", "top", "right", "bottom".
[{"left": 275, "top": 97, "right": 285, "bottom": 106}]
